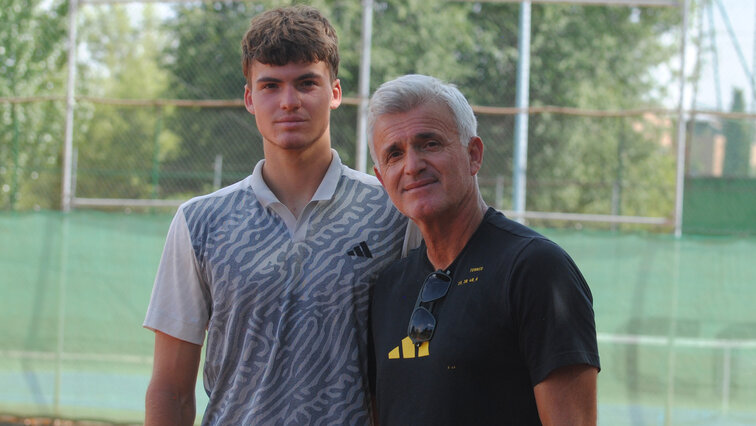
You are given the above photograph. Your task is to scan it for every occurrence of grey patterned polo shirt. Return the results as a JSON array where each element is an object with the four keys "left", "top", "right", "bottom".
[{"left": 144, "top": 150, "right": 409, "bottom": 425}]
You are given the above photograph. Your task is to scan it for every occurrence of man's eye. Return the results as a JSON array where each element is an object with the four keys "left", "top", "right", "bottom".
[{"left": 385, "top": 151, "right": 402, "bottom": 161}]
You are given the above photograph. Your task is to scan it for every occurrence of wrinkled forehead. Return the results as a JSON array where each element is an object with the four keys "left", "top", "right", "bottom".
[{"left": 373, "top": 103, "right": 458, "bottom": 147}]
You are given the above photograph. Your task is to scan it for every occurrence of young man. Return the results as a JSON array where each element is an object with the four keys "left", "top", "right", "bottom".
[
  {"left": 144, "top": 7, "right": 412, "bottom": 425},
  {"left": 368, "top": 74, "right": 600, "bottom": 425}
]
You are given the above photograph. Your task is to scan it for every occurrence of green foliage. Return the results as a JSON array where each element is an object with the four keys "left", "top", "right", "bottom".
[
  {"left": 0, "top": 0, "right": 69, "bottom": 96},
  {"left": 163, "top": 2, "right": 258, "bottom": 100},
  {"left": 3, "top": 0, "right": 687, "bottom": 222},
  {"left": 160, "top": 1, "right": 270, "bottom": 193},
  {"left": 0, "top": 0, "right": 69, "bottom": 210},
  {"left": 722, "top": 88, "right": 753, "bottom": 177},
  {"left": 529, "top": 5, "right": 678, "bottom": 109},
  {"left": 521, "top": 5, "right": 679, "bottom": 217},
  {"left": 80, "top": 5, "right": 168, "bottom": 99},
  {"left": 369, "top": 0, "right": 484, "bottom": 91},
  {"left": 74, "top": 5, "right": 178, "bottom": 200},
  {"left": 153, "top": 1, "right": 682, "bottom": 219}
]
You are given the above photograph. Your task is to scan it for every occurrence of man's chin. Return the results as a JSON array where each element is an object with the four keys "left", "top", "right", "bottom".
[
  {"left": 268, "top": 137, "right": 316, "bottom": 151},
  {"left": 403, "top": 201, "right": 442, "bottom": 224}
]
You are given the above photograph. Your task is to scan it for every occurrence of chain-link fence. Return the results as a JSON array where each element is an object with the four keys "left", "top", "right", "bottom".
[
  {"left": 4, "top": 0, "right": 755, "bottom": 234},
  {"left": 2, "top": 211, "right": 756, "bottom": 424},
  {"left": 3, "top": 1, "right": 756, "bottom": 424}
]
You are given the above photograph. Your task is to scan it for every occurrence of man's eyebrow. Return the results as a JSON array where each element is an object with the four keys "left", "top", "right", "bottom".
[
  {"left": 380, "top": 132, "right": 442, "bottom": 155},
  {"left": 415, "top": 131, "right": 442, "bottom": 140},
  {"left": 255, "top": 72, "right": 323, "bottom": 85},
  {"left": 255, "top": 76, "right": 282, "bottom": 84},
  {"left": 295, "top": 72, "right": 322, "bottom": 81}
]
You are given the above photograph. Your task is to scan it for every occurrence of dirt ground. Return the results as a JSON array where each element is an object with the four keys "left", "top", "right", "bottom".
[{"left": 0, "top": 416, "right": 138, "bottom": 426}]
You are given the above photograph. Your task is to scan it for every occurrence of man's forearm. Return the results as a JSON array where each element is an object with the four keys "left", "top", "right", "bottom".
[{"left": 145, "top": 388, "right": 196, "bottom": 426}]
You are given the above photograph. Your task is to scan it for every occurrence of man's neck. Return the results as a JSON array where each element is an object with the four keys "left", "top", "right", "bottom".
[
  {"left": 421, "top": 196, "right": 488, "bottom": 271},
  {"left": 261, "top": 144, "right": 333, "bottom": 218}
]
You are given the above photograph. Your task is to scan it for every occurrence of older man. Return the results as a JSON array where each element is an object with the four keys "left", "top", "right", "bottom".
[{"left": 367, "top": 74, "right": 600, "bottom": 425}]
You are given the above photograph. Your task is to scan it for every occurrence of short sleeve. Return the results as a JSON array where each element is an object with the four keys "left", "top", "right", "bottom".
[
  {"left": 143, "top": 207, "right": 211, "bottom": 345},
  {"left": 508, "top": 238, "right": 600, "bottom": 385}
]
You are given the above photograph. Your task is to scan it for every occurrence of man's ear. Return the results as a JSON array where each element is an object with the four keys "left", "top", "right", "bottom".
[
  {"left": 244, "top": 84, "right": 255, "bottom": 115},
  {"left": 330, "top": 79, "right": 343, "bottom": 110},
  {"left": 374, "top": 165, "right": 384, "bottom": 186},
  {"left": 467, "top": 136, "right": 484, "bottom": 176}
]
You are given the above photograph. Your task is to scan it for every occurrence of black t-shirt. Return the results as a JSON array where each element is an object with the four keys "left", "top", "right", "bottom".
[{"left": 369, "top": 208, "right": 600, "bottom": 425}]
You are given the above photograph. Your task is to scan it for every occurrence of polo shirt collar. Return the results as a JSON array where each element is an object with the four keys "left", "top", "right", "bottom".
[{"left": 250, "top": 149, "right": 343, "bottom": 208}]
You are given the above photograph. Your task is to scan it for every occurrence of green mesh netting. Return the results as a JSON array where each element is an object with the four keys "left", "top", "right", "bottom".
[{"left": 1, "top": 211, "right": 755, "bottom": 424}]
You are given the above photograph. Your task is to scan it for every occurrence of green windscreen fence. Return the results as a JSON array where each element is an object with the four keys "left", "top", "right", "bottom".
[
  {"left": 683, "top": 177, "right": 756, "bottom": 235},
  {"left": 2, "top": 211, "right": 755, "bottom": 425}
]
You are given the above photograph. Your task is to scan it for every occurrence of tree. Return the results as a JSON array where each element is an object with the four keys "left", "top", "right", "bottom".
[
  {"left": 521, "top": 5, "right": 678, "bottom": 221},
  {"left": 73, "top": 4, "right": 177, "bottom": 201},
  {"left": 367, "top": 2, "right": 679, "bottom": 220},
  {"left": 722, "top": 88, "right": 752, "bottom": 177},
  {"left": 0, "top": 0, "right": 69, "bottom": 210},
  {"left": 156, "top": 1, "right": 682, "bottom": 224},
  {"left": 158, "top": 1, "right": 267, "bottom": 195}
]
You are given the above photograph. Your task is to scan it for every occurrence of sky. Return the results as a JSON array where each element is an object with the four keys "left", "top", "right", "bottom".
[{"left": 692, "top": 0, "right": 755, "bottom": 112}]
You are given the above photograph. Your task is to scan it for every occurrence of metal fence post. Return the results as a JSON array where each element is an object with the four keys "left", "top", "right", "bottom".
[
  {"left": 151, "top": 105, "right": 163, "bottom": 199},
  {"left": 512, "top": 0, "right": 531, "bottom": 222},
  {"left": 10, "top": 104, "right": 20, "bottom": 211},
  {"left": 674, "top": 0, "right": 690, "bottom": 237},
  {"left": 61, "top": 0, "right": 79, "bottom": 212},
  {"left": 356, "top": 0, "right": 374, "bottom": 173},
  {"left": 214, "top": 154, "right": 224, "bottom": 191}
]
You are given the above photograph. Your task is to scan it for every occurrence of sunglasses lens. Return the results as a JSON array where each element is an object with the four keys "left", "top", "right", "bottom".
[
  {"left": 420, "top": 273, "right": 451, "bottom": 302},
  {"left": 408, "top": 271, "right": 451, "bottom": 345},
  {"left": 409, "top": 307, "right": 436, "bottom": 343}
]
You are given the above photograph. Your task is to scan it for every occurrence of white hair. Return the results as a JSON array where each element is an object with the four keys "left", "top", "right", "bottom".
[{"left": 367, "top": 74, "right": 478, "bottom": 167}]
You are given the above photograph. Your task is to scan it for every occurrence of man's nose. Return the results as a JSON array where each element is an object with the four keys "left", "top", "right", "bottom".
[
  {"left": 404, "top": 148, "right": 426, "bottom": 175},
  {"left": 280, "top": 86, "right": 302, "bottom": 110}
]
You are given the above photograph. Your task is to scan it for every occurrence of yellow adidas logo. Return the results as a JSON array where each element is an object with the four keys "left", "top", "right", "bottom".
[{"left": 388, "top": 336, "right": 430, "bottom": 359}]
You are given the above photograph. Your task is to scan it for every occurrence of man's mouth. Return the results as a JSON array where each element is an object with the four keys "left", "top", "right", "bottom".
[
  {"left": 404, "top": 178, "right": 436, "bottom": 192},
  {"left": 276, "top": 116, "right": 306, "bottom": 125}
]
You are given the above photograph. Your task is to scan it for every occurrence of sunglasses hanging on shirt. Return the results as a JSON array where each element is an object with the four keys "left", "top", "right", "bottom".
[{"left": 407, "top": 270, "right": 452, "bottom": 346}]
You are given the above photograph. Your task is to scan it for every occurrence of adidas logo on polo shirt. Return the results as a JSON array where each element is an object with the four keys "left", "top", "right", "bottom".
[{"left": 347, "top": 241, "right": 372, "bottom": 258}]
